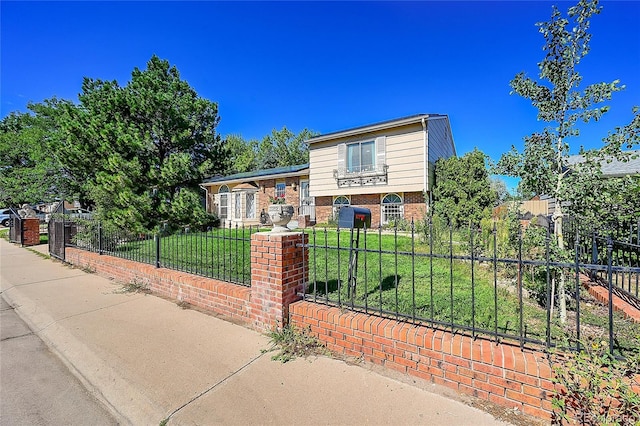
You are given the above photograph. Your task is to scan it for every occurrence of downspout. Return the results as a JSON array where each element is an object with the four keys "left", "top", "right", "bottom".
[
  {"left": 422, "top": 117, "right": 428, "bottom": 211},
  {"left": 199, "top": 184, "right": 209, "bottom": 212}
]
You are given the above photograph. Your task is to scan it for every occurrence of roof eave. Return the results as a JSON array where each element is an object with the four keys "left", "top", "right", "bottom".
[
  {"left": 305, "top": 114, "right": 446, "bottom": 144},
  {"left": 201, "top": 168, "right": 309, "bottom": 187}
]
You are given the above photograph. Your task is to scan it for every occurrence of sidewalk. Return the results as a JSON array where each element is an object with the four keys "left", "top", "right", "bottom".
[{"left": 0, "top": 239, "right": 512, "bottom": 425}]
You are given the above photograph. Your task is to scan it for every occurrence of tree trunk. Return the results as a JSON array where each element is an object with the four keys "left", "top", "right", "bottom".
[{"left": 554, "top": 141, "right": 567, "bottom": 324}]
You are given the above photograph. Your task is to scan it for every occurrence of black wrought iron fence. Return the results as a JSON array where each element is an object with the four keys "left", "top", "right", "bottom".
[
  {"left": 69, "top": 220, "right": 258, "bottom": 286},
  {"left": 565, "top": 218, "right": 640, "bottom": 300},
  {"left": 300, "top": 221, "right": 640, "bottom": 358}
]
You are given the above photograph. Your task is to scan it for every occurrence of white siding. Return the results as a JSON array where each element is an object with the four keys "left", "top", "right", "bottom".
[
  {"left": 308, "top": 117, "right": 455, "bottom": 198},
  {"left": 309, "top": 124, "right": 426, "bottom": 197}
]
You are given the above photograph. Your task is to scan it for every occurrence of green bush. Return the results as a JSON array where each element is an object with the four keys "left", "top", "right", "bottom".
[{"left": 551, "top": 338, "right": 640, "bottom": 425}]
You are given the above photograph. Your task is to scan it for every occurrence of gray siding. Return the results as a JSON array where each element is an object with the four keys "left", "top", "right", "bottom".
[{"left": 427, "top": 117, "right": 456, "bottom": 191}]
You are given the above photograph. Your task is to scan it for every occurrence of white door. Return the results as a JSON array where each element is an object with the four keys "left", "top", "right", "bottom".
[{"left": 299, "top": 180, "right": 315, "bottom": 220}]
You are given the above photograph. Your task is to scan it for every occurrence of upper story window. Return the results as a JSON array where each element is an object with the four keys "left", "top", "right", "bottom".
[
  {"left": 335, "top": 136, "right": 387, "bottom": 187},
  {"left": 347, "top": 141, "right": 375, "bottom": 173},
  {"left": 275, "top": 181, "right": 286, "bottom": 199}
]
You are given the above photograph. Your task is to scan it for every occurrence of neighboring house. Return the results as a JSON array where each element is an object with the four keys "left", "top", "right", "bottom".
[
  {"left": 566, "top": 150, "right": 640, "bottom": 178},
  {"left": 306, "top": 114, "right": 456, "bottom": 227},
  {"left": 514, "top": 151, "right": 639, "bottom": 220},
  {"left": 201, "top": 164, "right": 313, "bottom": 228}
]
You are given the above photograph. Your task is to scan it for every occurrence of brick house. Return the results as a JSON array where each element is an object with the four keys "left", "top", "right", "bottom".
[
  {"left": 307, "top": 114, "right": 456, "bottom": 227},
  {"left": 202, "top": 114, "right": 456, "bottom": 228},
  {"left": 201, "top": 164, "right": 313, "bottom": 228}
]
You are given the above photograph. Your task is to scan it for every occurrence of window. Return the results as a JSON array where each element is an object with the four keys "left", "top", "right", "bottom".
[
  {"left": 332, "top": 196, "right": 351, "bottom": 219},
  {"left": 381, "top": 193, "right": 403, "bottom": 224},
  {"left": 336, "top": 137, "right": 386, "bottom": 187},
  {"left": 218, "top": 185, "right": 229, "bottom": 219},
  {"left": 347, "top": 141, "right": 375, "bottom": 173},
  {"left": 246, "top": 193, "right": 255, "bottom": 219},
  {"left": 275, "top": 182, "right": 286, "bottom": 200},
  {"left": 300, "top": 180, "right": 310, "bottom": 201},
  {"left": 234, "top": 193, "right": 241, "bottom": 219}
]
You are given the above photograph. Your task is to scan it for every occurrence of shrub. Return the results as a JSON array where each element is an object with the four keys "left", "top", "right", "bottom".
[{"left": 550, "top": 337, "right": 640, "bottom": 425}]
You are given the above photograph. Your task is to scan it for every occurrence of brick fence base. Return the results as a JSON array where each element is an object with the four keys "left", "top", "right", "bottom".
[
  {"left": 65, "top": 231, "right": 308, "bottom": 332},
  {"left": 289, "top": 301, "right": 555, "bottom": 420},
  {"left": 66, "top": 247, "right": 252, "bottom": 323}
]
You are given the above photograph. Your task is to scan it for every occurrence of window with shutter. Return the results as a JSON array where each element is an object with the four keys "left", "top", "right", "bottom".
[
  {"left": 334, "top": 137, "right": 388, "bottom": 186},
  {"left": 346, "top": 140, "right": 375, "bottom": 173}
]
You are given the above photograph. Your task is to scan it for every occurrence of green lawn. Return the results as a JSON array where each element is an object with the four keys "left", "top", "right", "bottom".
[
  {"left": 98, "top": 227, "right": 256, "bottom": 285},
  {"left": 305, "top": 229, "right": 549, "bottom": 340}
]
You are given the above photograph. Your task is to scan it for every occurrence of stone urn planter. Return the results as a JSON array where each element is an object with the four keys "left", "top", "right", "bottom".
[{"left": 267, "top": 204, "right": 295, "bottom": 232}]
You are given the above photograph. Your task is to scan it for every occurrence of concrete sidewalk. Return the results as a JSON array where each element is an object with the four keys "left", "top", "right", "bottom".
[{"left": 0, "top": 239, "right": 512, "bottom": 425}]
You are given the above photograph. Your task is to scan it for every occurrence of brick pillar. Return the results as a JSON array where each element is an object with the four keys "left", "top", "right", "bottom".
[
  {"left": 22, "top": 218, "right": 41, "bottom": 246},
  {"left": 250, "top": 231, "right": 309, "bottom": 332}
]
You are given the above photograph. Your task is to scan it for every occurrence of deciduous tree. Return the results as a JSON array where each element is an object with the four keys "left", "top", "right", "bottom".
[
  {"left": 495, "top": 0, "right": 632, "bottom": 322},
  {"left": 255, "top": 126, "right": 315, "bottom": 170},
  {"left": 0, "top": 99, "right": 68, "bottom": 206}
]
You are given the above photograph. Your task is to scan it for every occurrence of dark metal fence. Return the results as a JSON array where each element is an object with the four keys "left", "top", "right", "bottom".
[
  {"left": 300, "top": 221, "right": 640, "bottom": 358},
  {"left": 48, "top": 202, "right": 67, "bottom": 260},
  {"left": 58, "top": 214, "right": 640, "bottom": 357},
  {"left": 68, "top": 220, "right": 258, "bottom": 286},
  {"left": 8, "top": 208, "right": 23, "bottom": 245},
  {"left": 566, "top": 218, "right": 640, "bottom": 301}
]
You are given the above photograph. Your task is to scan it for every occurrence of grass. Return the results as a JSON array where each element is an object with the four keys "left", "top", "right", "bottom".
[
  {"left": 265, "top": 324, "right": 330, "bottom": 363},
  {"left": 116, "top": 279, "right": 150, "bottom": 294},
  {"left": 86, "top": 227, "right": 256, "bottom": 285},
  {"left": 305, "top": 228, "right": 549, "bottom": 339}
]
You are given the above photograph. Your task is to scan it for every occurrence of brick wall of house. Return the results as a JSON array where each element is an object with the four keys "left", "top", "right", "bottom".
[
  {"left": 289, "top": 302, "right": 555, "bottom": 420},
  {"left": 314, "top": 196, "right": 333, "bottom": 225},
  {"left": 403, "top": 191, "right": 427, "bottom": 223},
  {"left": 314, "top": 191, "right": 427, "bottom": 227}
]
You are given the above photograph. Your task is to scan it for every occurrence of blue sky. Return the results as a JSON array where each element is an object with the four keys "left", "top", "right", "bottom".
[{"left": 2, "top": 1, "right": 639, "bottom": 180}]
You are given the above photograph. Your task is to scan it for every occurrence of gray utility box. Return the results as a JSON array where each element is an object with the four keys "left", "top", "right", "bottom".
[{"left": 338, "top": 207, "right": 371, "bottom": 229}]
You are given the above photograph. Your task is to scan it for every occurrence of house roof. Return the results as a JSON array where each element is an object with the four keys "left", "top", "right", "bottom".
[
  {"left": 202, "top": 163, "right": 309, "bottom": 186},
  {"left": 567, "top": 150, "right": 640, "bottom": 177},
  {"left": 305, "top": 114, "right": 448, "bottom": 144}
]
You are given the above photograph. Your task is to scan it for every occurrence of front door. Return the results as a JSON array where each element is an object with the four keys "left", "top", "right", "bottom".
[{"left": 299, "top": 180, "right": 315, "bottom": 220}]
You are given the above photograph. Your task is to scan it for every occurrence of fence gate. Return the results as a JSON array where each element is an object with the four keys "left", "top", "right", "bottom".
[
  {"left": 48, "top": 202, "right": 67, "bottom": 260},
  {"left": 8, "top": 208, "right": 23, "bottom": 244},
  {"left": 48, "top": 217, "right": 66, "bottom": 260}
]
